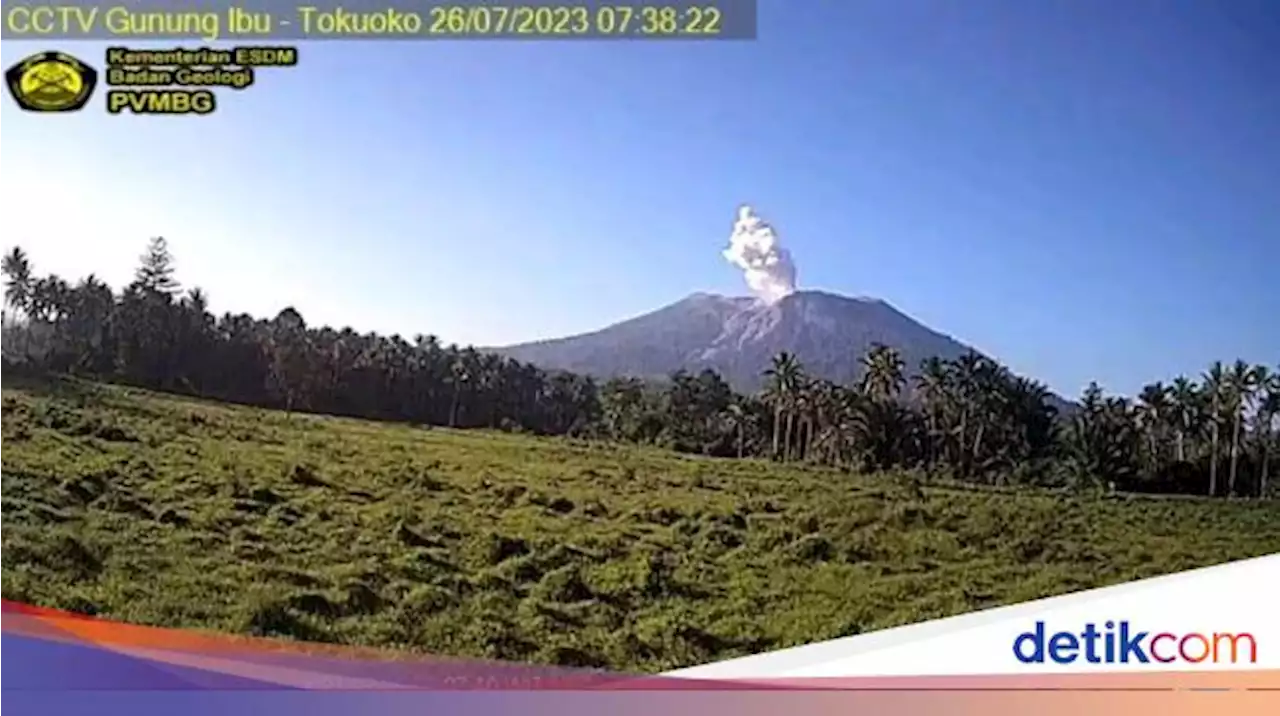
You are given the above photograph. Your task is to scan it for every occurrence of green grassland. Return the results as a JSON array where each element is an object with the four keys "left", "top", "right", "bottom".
[{"left": 4, "top": 377, "right": 1279, "bottom": 672}]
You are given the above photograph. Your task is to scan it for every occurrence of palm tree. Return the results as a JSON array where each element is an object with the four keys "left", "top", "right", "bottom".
[
  {"left": 791, "top": 378, "right": 815, "bottom": 461},
  {"left": 805, "top": 379, "right": 840, "bottom": 465},
  {"left": 2, "top": 246, "right": 33, "bottom": 318},
  {"left": 1168, "top": 376, "right": 1199, "bottom": 463},
  {"left": 951, "top": 351, "right": 989, "bottom": 477},
  {"left": 1136, "top": 382, "right": 1171, "bottom": 476},
  {"left": 915, "top": 357, "right": 951, "bottom": 468},
  {"left": 1250, "top": 365, "right": 1279, "bottom": 498},
  {"left": 1202, "top": 362, "right": 1227, "bottom": 496},
  {"left": 1225, "top": 360, "right": 1257, "bottom": 497},
  {"left": 859, "top": 343, "right": 906, "bottom": 402},
  {"left": 2, "top": 247, "right": 35, "bottom": 361},
  {"left": 763, "top": 352, "right": 803, "bottom": 461}
]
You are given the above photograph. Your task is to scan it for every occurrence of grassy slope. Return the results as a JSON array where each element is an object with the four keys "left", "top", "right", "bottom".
[{"left": 3, "top": 377, "right": 1279, "bottom": 673}]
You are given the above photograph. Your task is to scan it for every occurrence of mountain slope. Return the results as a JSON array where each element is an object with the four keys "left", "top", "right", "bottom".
[{"left": 493, "top": 290, "right": 1008, "bottom": 394}]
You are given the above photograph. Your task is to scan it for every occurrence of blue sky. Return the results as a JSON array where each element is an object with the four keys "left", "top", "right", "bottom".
[{"left": 2, "top": 0, "right": 1277, "bottom": 398}]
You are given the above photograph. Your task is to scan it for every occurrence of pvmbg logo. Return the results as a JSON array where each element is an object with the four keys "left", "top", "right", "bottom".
[{"left": 1014, "top": 621, "right": 1258, "bottom": 665}]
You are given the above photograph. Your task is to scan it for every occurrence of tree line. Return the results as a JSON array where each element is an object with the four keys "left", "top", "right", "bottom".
[{"left": 3, "top": 239, "right": 1276, "bottom": 499}]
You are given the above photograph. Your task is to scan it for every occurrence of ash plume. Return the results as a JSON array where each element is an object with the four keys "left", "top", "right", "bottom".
[{"left": 722, "top": 205, "right": 797, "bottom": 304}]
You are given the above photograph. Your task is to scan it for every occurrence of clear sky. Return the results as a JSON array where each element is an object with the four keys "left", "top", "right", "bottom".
[{"left": 2, "top": 0, "right": 1277, "bottom": 398}]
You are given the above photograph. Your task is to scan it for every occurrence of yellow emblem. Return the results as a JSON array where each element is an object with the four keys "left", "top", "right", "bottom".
[{"left": 5, "top": 51, "right": 98, "bottom": 112}]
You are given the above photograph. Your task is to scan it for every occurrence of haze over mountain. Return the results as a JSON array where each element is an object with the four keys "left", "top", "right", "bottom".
[{"left": 493, "top": 289, "right": 1056, "bottom": 398}]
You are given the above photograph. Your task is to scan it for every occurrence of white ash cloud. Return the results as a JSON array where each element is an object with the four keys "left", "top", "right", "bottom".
[{"left": 722, "top": 205, "right": 797, "bottom": 303}]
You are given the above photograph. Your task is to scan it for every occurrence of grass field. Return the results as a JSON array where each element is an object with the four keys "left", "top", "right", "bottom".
[{"left": 4, "top": 376, "right": 1280, "bottom": 673}]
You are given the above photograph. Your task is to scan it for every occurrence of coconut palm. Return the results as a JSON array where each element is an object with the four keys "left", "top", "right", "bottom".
[
  {"left": 1136, "top": 382, "right": 1171, "bottom": 476},
  {"left": 762, "top": 351, "right": 803, "bottom": 461},
  {"left": 950, "top": 351, "right": 992, "bottom": 477},
  {"left": 1251, "top": 365, "right": 1279, "bottom": 498},
  {"left": 1225, "top": 360, "right": 1257, "bottom": 496},
  {"left": 1168, "top": 376, "right": 1200, "bottom": 463},
  {"left": 914, "top": 356, "right": 951, "bottom": 468},
  {"left": 792, "top": 377, "right": 817, "bottom": 460},
  {"left": 859, "top": 343, "right": 906, "bottom": 402},
  {"left": 805, "top": 379, "right": 841, "bottom": 464},
  {"left": 1244, "top": 363, "right": 1274, "bottom": 499},
  {"left": 2, "top": 246, "right": 33, "bottom": 318},
  {"left": 1202, "top": 362, "right": 1227, "bottom": 496}
]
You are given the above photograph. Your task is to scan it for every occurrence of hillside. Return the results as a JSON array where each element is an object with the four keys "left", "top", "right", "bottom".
[
  {"left": 495, "top": 290, "right": 1028, "bottom": 395},
  {"left": 4, "top": 377, "right": 1279, "bottom": 672}
]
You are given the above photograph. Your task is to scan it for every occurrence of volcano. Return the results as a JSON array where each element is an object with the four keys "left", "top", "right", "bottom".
[{"left": 492, "top": 290, "right": 1058, "bottom": 401}]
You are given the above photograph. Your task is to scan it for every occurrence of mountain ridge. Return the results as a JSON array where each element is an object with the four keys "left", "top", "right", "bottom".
[{"left": 490, "top": 290, "right": 1070, "bottom": 407}]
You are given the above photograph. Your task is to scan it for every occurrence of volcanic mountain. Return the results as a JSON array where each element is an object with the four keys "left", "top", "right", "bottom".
[{"left": 493, "top": 290, "right": 1048, "bottom": 397}]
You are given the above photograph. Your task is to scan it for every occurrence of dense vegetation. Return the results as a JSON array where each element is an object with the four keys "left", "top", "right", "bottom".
[
  {"left": 5, "top": 377, "right": 1280, "bottom": 672},
  {"left": 3, "top": 239, "right": 1276, "bottom": 498},
  {"left": 4, "top": 238, "right": 1278, "bottom": 671}
]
